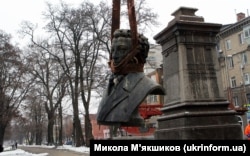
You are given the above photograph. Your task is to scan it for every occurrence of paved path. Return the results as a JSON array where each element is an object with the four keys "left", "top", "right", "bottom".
[{"left": 19, "top": 146, "right": 89, "bottom": 156}]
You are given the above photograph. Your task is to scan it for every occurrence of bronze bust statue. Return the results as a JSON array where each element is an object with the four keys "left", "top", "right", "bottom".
[{"left": 97, "top": 29, "right": 165, "bottom": 127}]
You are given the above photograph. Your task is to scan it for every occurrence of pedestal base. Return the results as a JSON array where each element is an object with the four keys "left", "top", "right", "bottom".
[{"left": 155, "top": 101, "right": 243, "bottom": 140}]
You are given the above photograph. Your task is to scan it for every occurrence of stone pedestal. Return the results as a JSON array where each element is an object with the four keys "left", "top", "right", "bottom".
[{"left": 154, "top": 7, "right": 243, "bottom": 139}]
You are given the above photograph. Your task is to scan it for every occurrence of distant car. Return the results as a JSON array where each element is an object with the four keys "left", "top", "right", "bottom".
[{"left": 65, "top": 141, "right": 72, "bottom": 145}]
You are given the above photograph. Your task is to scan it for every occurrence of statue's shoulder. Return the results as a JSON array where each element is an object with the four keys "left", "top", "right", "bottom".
[
  {"left": 122, "top": 73, "right": 145, "bottom": 91},
  {"left": 124, "top": 73, "right": 165, "bottom": 95}
]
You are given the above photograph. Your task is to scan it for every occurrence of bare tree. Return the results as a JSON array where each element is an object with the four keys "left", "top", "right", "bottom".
[
  {"left": 120, "top": 0, "right": 159, "bottom": 33},
  {"left": 76, "top": 1, "right": 112, "bottom": 146},
  {"left": 18, "top": 0, "right": 159, "bottom": 147},
  {"left": 23, "top": 45, "right": 68, "bottom": 145},
  {"left": 0, "top": 30, "right": 31, "bottom": 145},
  {"left": 40, "top": 1, "right": 111, "bottom": 147},
  {"left": 9, "top": 115, "right": 28, "bottom": 144},
  {"left": 21, "top": 90, "right": 47, "bottom": 145}
]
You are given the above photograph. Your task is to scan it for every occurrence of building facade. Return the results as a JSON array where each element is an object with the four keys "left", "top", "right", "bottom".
[
  {"left": 144, "top": 44, "right": 164, "bottom": 105},
  {"left": 216, "top": 12, "right": 250, "bottom": 129}
]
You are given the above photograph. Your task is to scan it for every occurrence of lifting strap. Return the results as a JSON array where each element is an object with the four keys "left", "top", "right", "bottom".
[
  {"left": 110, "top": 0, "right": 140, "bottom": 74},
  {"left": 111, "top": 0, "right": 120, "bottom": 42}
]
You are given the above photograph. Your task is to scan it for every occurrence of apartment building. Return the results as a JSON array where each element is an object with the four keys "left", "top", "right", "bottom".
[
  {"left": 216, "top": 12, "right": 250, "bottom": 128},
  {"left": 144, "top": 44, "right": 163, "bottom": 74},
  {"left": 144, "top": 44, "right": 163, "bottom": 104}
]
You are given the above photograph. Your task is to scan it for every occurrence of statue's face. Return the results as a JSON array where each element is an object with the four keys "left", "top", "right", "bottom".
[{"left": 111, "top": 37, "right": 132, "bottom": 65}]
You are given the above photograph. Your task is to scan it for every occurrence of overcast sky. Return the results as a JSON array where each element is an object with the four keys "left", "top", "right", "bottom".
[{"left": 0, "top": 0, "right": 249, "bottom": 45}]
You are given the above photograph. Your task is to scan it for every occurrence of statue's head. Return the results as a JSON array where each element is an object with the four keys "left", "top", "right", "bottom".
[{"left": 110, "top": 29, "right": 149, "bottom": 74}]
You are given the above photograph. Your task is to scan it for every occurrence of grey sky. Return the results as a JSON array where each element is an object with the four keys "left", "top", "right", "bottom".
[{"left": 0, "top": 0, "right": 249, "bottom": 45}]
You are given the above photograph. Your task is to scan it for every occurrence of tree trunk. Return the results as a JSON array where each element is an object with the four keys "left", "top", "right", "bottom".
[
  {"left": 84, "top": 113, "right": 94, "bottom": 147},
  {"left": 47, "top": 114, "right": 55, "bottom": 145},
  {"left": 28, "top": 132, "right": 35, "bottom": 145},
  {"left": 58, "top": 103, "right": 63, "bottom": 146},
  {"left": 35, "top": 128, "right": 42, "bottom": 145},
  {"left": 74, "top": 117, "right": 84, "bottom": 147},
  {"left": 0, "top": 124, "right": 6, "bottom": 145}
]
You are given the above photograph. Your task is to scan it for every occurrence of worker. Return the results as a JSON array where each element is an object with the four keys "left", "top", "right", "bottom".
[{"left": 245, "top": 120, "right": 250, "bottom": 140}]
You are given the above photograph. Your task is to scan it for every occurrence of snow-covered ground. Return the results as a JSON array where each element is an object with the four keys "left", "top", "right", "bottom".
[
  {"left": 0, "top": 144, "right": 90, "bottom": 156},
  {"left": 0, "top": 148, "right": 48, "bottom": 156}
]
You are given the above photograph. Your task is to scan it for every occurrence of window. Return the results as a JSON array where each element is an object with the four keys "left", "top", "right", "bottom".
[
  {"left": 247, "top": 94, "right": 250, "bottom": 104},
  {"left": 236, "top": 116, "right": 243, "bottom": 128},
  {"left": 231, "top": 76, "right": 237, "bottom": 88},
  {"left": 216, "top": 42, "right": 221, "bottom": 52},
  {"left": 242, "top": 52, "right": 248, "bottom": 64},
  {"left": 146, "top": 57, "right": 157, "bottom": 69},
  {"left": 147, "top": 95, "right": 158, "bottom": 103},
  {"left": 225, "top": 39, "right": 231, "bottom": 50},
  {"left": 238, "top": 33, "right": 244, "bottom": 44},
  {"left": 227, "top": 56, "right": 234, "bottom": 68},
  {"left": 146, "top": 56, "right": 156, "bottom": 61},
  {"left": 233, "top": 96, "right": 239, "bottom": 107},
  {"left": 244, "top": 73, "right": 250, "bottom": 85},
  {"left": 244, "top": 26, "right": 250, "bottom": 38}
]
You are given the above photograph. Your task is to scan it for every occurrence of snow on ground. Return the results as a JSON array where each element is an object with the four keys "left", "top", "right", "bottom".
[
  {"left": 0, "top": 148, "right": 48, "bottom": 156},
  {"left": 0, "top": 144, "right": 90, "bottom": 156},
  {"left": 56, "top": 144, "right": 89, "bottom": 153}
]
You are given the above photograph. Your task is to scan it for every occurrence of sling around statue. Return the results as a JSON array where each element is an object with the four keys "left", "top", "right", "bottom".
[{"left": 97, "top": 29, "right": 165, "bottom": 127}]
